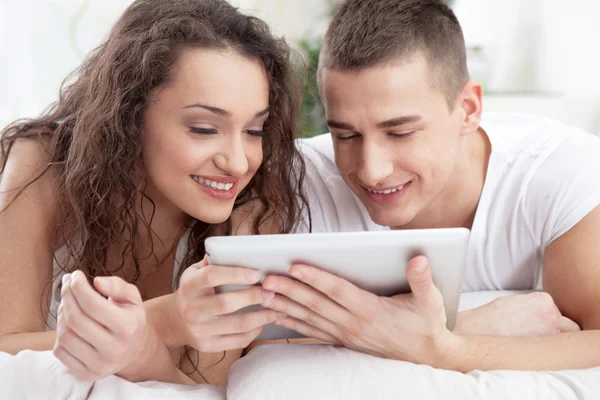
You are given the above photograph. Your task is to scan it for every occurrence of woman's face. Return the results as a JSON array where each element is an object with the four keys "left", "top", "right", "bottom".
[{"left": 142, "top": 47, "right": 270, "bottom": 224}]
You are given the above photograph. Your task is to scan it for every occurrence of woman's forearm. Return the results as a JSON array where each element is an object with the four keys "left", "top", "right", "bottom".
[
  {"left": 144, "top": 293, "right": 186, "bottom": 348},
  {"left": 0, "top": 331, "right": 56, "bottom": 355}
]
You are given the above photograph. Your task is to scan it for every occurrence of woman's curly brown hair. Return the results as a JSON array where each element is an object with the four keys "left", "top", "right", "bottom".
[{"left": 0, "top": 0, "right": 309, "bottom": 294}]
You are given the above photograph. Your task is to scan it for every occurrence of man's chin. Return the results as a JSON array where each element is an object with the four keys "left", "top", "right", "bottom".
[{"left": 366, "top": 209, "right": 413, "bottom": 229}]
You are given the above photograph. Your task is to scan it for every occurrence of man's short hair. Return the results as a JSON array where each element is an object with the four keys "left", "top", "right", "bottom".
[{"left": 319, "top": 0, "right": 469, "bottom": 109}]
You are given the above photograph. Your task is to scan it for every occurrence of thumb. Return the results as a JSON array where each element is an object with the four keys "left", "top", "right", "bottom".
[
  {"left": 94, "top": 276, "right": 142, "bottom": 306},
  {"left": 406, "top": 256, "right": 439, "bottom": 307}
]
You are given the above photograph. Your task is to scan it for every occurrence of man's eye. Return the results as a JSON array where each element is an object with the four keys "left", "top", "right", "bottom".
[
  {"left": 334, "top": 134, "right": 357, "bottom": 141},
  {"left": 389, "top": 131, "right": 416, "bottom": 138}
]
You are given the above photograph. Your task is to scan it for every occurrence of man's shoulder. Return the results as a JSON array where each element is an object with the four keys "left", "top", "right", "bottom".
[
  {"left": 482, "top": 112, "right": 600, "bottom": 156},
  {"left": 296, "top": 133, "right": 335, "bottom": 161}
]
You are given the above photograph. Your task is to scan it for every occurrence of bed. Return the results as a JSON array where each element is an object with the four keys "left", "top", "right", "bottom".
[{"left": 2, "top": 291, "right": 599, "bottom": 399}]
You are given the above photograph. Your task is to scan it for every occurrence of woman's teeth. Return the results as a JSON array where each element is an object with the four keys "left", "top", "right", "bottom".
[
  {"left": 192, "top": 176, "right": 234, "bottom": 191},
  {"left": 367, "top": 184, "right": 404, "bottom": 195}
]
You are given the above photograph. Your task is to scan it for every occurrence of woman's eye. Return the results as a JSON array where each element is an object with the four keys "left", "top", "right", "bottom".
[
  {"left": 189, "top": 127, "right": 217, "bottom": 135},
  {"left": 246, "top": 130, "right": 267, "bottom": 137}
]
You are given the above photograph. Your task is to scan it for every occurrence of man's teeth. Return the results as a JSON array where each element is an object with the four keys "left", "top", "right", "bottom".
[
  {"left": 367, "top": 185, "right": 404, "bottom": 195},
  {"left": 192, "top": 176, "right": 234, "bottom": 191}
]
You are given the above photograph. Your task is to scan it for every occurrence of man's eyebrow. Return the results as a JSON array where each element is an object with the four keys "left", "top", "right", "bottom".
[
  {"left": 377, "top": 115, "right": 422, "bottom": 129},
  {"left": 182, "top": 104, "right": 270, "bottom": 118},
  {"left": 327, "top": 115, "right": 422, "bottom": 131},
  {"left": 327, "top": 120, "right": 355, "bottom": 130}
]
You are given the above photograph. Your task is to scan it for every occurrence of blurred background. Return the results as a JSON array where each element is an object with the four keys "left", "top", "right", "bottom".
[{"left": 1, "top": 0, "right": 600, "bottom": 137}]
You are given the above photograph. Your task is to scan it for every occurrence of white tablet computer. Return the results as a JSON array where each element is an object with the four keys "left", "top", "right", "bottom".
[{"left": 205, "top": 228, "right": 470, "bottom": 341}]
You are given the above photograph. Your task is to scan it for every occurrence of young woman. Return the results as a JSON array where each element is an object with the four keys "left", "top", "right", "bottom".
[{"left": 0, "top": 0, "right": 308, "bottom": 386}]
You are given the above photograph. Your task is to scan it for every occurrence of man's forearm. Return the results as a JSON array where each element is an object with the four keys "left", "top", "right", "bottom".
[{"left": 443, "top": 330, "right": 600, "bottom": 372}]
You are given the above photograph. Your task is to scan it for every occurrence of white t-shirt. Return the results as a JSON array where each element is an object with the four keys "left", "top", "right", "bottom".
[{"left": 296, "top": 113, "right": 600, "bottom": 292}]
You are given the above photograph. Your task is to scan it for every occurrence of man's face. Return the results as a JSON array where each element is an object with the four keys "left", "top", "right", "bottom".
[{"left": 320, "top": 58, "right": 469, "bottom": 228}]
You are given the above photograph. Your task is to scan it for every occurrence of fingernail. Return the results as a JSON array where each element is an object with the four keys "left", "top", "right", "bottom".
[
  {"left": 62, "top": 274, "right": 71, "bottom": 286},
  {"left": 247, "top": 270, "right": 261, "bottom": 282},
  {"left": 263, "top": 290, "right": 274, "bottom": 300},
  {"left": 289, "top": 268, "right": 302, "bottom": 279},
  {"left": 414, "top": 261, "right": 428, "bottom": 273},
  {"left": 263, "top": 281, "right": 277, "bottom": 291},
  {"left": 277, "top": 312, "right": 287, "bottom": 319}
]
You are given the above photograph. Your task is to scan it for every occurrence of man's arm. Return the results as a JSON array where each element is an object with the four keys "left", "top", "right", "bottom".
[
  {"left": 442, "top": 329, "right": 600, "bottom": 372},
  {"left": 259, "top": 206, "right": 600, "bottom": 371},
  {"left": 443, "top": 205, "right": 600, "bottom": 371}
]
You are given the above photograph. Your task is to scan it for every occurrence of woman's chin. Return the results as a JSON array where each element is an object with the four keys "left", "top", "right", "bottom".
[{"left": 189, "top": 208, "right": 234, "bottom": 226}]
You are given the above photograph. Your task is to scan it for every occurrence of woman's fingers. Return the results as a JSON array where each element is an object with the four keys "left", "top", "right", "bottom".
[
  {"left": 53, "top": 345, "right": 100, "bottom": 381},
  {"left": 203, "top": 308, "right": 282, "bottom": 336},
  {"left": 179, "top": 265, "right": 262, "bottom": 295},
  {"left": 197, "top": 326, "right": 265, "bottom": 352},
  {"left": 66, "top": 271, "right": 119, "bottom": 330},
  {"left": 558, "top": 316, "right": 581, "bottom": 333},
  {"left": 93, "top": 276, "right": 142, "bottom": 306},
  {"left": 60, "top": 287, "right": 114, "bottom": 351},
  {"left": 189, "top": 286, "right": 274, "bottom": 317}
]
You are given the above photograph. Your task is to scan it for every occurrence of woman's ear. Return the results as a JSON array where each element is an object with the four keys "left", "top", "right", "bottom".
[{"left": 458, "top": 80, "right": 483, "bottom": 136}]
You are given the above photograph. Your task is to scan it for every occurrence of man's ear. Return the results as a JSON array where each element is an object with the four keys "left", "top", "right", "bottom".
[{"left": 458, "top": 80, "right": 483, "bottom": 136}]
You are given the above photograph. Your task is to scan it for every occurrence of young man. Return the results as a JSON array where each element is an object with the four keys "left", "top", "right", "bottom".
[{"left": 260, "top": 0, "right": 600, "bottom": 371}]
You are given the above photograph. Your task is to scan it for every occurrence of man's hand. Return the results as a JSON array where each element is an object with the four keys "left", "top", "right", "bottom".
[
  {"left": 53, "top": 271, "right": 160, "bottom": 381},
  {"left": 261, "top": 255, "right": 457, "bottom": 367},
  {"left": 456, "top": 292, "right": 580, "bottom": 337}
]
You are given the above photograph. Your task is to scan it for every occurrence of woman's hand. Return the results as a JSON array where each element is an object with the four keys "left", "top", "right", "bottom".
[
  {"left": 53, "top": 271, "right": 165, "bottom": 381},
  {"left": 167, "top": 258, "right": 284, "bottom": 352}
]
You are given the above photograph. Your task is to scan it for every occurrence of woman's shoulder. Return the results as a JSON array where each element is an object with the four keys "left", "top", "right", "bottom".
[{"left": 0, "top": 137, "right": 63, "bottom": 241}]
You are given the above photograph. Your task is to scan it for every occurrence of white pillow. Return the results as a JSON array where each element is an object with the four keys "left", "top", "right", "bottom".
[
  {"left": 226, "top": 291, "right": 600, "bottom": 400},
  {"left": 228, "top": 344, "right": 600, "bottom": 400}
]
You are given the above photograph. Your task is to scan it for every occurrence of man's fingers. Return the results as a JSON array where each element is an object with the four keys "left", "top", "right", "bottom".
[
  {"left": 406, "top": 256, "right": 444, "bottom": 311},
  {"left": 262, "top": 275, "right": 353, "bottom": 328},
  {"left": 286, "top": 264, "right": 379, "bottom": 317},
  {"left": 262, "top": 293, "right": 342, "bottom": 339},
  {"left": 558, "top": 316, "right": 581, "bottom": 333},
  {"left": 274, "top": 316, "right": 341, "bottom": 345}
]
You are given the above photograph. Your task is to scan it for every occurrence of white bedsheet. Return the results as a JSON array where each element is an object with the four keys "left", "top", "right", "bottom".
[
  {"left": 1, "top": 291, "right": 599, "bottom": 400},
  {"left": 0, "top": 350, "right": 225, "bottom": 400}
]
